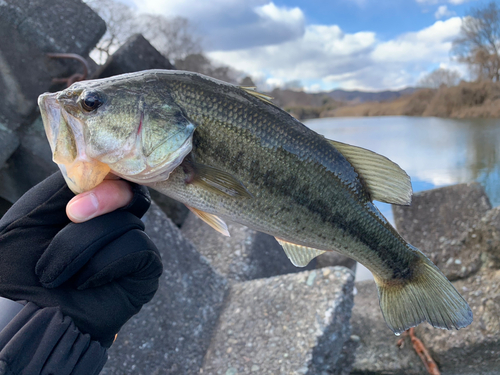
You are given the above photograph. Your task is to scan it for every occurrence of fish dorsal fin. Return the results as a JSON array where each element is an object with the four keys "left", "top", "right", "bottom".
[
  {"left": 189, "top": 161, "right": 253, "bottom": 199},
  {"left": 187, "top": 206, "right": 230, "bottom": 237},
  {"left": 240, "top": 86, "right": 274, "bottom": 105},
  {"left": 275, "top": 238, "right": 326, "bottom": 267},
  {"left": 329, "top": 140, "right": 412, "bottom": 205}
]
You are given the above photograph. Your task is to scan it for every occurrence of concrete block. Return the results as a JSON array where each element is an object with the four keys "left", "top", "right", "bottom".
[
  {"left": 98, "top": 34, "right": 174, "bottom": 78},
  {"left": 350, "top": 280, "right": 427, "bottom": 375},
  {"left": 350, "top": 269, "right": 500, "bottom": 375},
  {"left": 0, "top": 117, "right": 57, "bottom": 203},
  {"left": 202, "top": 267, "right": 355, "bottom": 374},
  {"left": 393, "top": 183, "right": 491, "bottom": 280},
  {"left": 0, "top": 0, "right": 106, "bottom": 129},
  {"left": 181, "top": 213, "right": 315, "bottom": 283},
  {"left": 417, "top": 269, "right": 500, "bottom": 375},
  {"left": 0, "top": 123, "right": 19, "bottom": 168},
  {"left": 102, "top": 203, "right": 228, "bottom": 375},
  {"left": 462, "top": 206, "right": 500, "bottom": 271}
]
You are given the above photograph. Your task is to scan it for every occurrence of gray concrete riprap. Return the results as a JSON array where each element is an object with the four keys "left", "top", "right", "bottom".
[
  {"left": 0, "top": 124, "right": 19, "bottom": 168},
  {"left": 350, "top": 281, "right": 427, "bottom": 375},
  {"left": 0, "top": 0, "right": 106, "bottom": 129},
  {"left": 181, "top": 212, "right": 315, "bottom": 283},
  {"left": 0, "top": 117, "right": 57, "bottom": 203},
  {"left": 98, "top": 34, "right": 175, "bottom": 79},
  {"left": 102, "top": 203, "right": 228, "bottom": 375},
  {"left": 416, "top": 269, "right": 500, "bottom": 375},
  {"left": 202, "top": 267, "right": 355, "bottom": 375},
  {"left": 353, "top": 182, "right": 500, "bottom": 375},
  {"left": 462, "top": 206, "right": 500, "bottom": 271},
  {"left": 393, "top": 182, "right": 491, "bottom": 280}
]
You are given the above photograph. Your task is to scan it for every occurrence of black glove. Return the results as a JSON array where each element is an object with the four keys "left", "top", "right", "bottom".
[{"left": 0, "top": 172, "right": 163, "bottom": 348}]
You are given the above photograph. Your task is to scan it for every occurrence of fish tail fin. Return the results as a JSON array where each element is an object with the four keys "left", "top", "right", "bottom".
[{"left": 374, "top": 248, "right": 473, "bottom": 335}]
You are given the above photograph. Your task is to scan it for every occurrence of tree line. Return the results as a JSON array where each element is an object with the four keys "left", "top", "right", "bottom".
[{"left": 420, "top": 1, "right": 500, "bottom": 88}]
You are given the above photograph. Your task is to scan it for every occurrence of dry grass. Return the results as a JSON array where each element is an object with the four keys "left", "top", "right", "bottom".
[{"left": 320, "top": 81, "right": 500, "bottom": 118}]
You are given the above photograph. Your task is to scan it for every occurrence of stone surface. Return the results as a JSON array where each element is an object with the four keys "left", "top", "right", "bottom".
[
  {"left": 350, "top": 280, "right": 427, "bottom": 375},
  {"left": 148, "top": 188, "right": 189, "bottom": 227},
  {"left": 0, "top": 117, "right": 57, "bottom": 203},
  {"left": 0, "top": 0, "right": 106, "bottom": 129},
  {"left": 416, "top": 269, "right": 500, "bottom": 375},
  {"left": 102, "top": 203, "right": 228, "bottom": 375},
  {"left": 98, "top": 34, "right": 175, "bottom": 78},
  {"left": 393, "top": 183, "right": 491, "bottom": 280},
  {"left": 0, "top": 123, "right": 19, "bottom": 168},
  {"left": 202, "top": 267, "right": 355, "bottom": 374},
  {"left": 181, "top": 213, "right": 315, "bottom": 283},
  {"left": 462, "top": 206, "right": 500, "bottom": 271}
]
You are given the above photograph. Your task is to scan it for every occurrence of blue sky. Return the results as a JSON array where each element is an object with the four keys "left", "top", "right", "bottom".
[{"left": 125, "top": 0, "right": 490, "bottom": 91}]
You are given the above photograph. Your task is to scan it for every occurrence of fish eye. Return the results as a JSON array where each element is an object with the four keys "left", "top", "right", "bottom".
[{"left": 80, "top": 92, "right": 104, "bottom": 112}]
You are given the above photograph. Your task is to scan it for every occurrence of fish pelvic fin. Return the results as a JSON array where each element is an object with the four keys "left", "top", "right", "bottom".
[
  {"left": 374, "top": 248, "right": 472, "bottom": 335},
  {"left": 186, "top": 206, "right": 230, "bottom": 237}
]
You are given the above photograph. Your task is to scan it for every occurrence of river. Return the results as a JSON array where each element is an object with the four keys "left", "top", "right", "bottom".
[{"left": 304, "top": 116, "right": 500, "bottom": 280}]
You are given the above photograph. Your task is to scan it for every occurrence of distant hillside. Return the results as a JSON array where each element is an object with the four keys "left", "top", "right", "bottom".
[
  {"left": 267, "top": 87, "right": 417, "bottom": 120},
  {"left": 326, "top": 81, "right": 500, "bottom": 118},
  {"left": 325, "top": 87, "right": 417, "bottom": 103}
]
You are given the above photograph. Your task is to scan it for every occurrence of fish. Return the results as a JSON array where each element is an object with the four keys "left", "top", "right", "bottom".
[{"left": 38, "top": 70, "right": 473, "bottom": 334}]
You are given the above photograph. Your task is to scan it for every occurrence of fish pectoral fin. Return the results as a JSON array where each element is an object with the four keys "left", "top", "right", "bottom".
[
  {"left": 187, "top": 206, "right": 230, "bottom": 237},
  {"left": 374, "top": 247, "right": 473, "bottom": 335},
  {"left": 275, "top": 238, "right": 326, "bottom": 267},
  {"left": 329, "top": 140, "right": 412, "bottom": 205},
  {"left": 190, "top": 162, "right": 253, "bottom": 199},
  {"left": 240, "top": 86, "right": 274, "bottom": 105}
]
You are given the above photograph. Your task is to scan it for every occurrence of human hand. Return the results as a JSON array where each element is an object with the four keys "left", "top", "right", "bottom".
[{"left": 0, "top": 172, "right": 163, "bottom": 347}]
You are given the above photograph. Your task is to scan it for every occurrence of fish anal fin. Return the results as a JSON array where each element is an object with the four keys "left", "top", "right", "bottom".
[
  {"left": 374, "top": 248, "right": 473, "bottom": 335},
  {"left": 275, "top": 238, "right": 325, "bottom": 267},
  {"left": 240, "top": 86, "right": 274, "bottom": 105},
  {"left": 329, "top": 140, "right": 412, "bottom": 206},
  {"left": 187, "top": 206, "right": 230, "bottom": 237}
]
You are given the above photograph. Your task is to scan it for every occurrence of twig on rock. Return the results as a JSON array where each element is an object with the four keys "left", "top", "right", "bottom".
[{"left": 396, "top": 327, "right": 440, "bottom": 375}]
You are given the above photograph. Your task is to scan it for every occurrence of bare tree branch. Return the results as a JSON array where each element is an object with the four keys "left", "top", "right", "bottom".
[
  {"left": 418, "top": 68, "right": 462, "bottom": 88},
  {"left": 452, "top": 1, "right": 500, "bottom": 82}
]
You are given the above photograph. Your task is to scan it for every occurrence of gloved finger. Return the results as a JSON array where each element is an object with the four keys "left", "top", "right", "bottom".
[
  {"left": 66, "top": 180, "right": 133, "bottom": 223},
  {"left": 35, "top": 211, "right": 145, "bottom": 288},
  {"left": 120, "top": 183, "right": 151, "bottom": 219},
  {"left": 0, "top": 172, "right": 73, "bottom": 233},
  {"left": 75, "top": 229, "right": 163, "bottom": 307}
]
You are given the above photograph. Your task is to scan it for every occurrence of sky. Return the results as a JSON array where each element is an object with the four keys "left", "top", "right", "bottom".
[{"left": 122, "top": 0, "right": 489, "bottom": 92}]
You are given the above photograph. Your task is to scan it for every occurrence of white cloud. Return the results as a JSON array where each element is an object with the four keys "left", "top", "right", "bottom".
[
  {"left": 416, "top": 0, "right": 474, "bottom": 4},
  {"left": 209, "top": 25, "right": 376, "bottom": 85},
  {"left": 209, "top": 17, "right": 462, "bottom": 91},
  {"left": 435, "top": 5, "right": 455, "bottom": 19},
  {"left": 372, "top": 17, "right": 461, "bottom": 63},
  {"left": 129, "top": 0, "right": 305, "bottom": 51}
]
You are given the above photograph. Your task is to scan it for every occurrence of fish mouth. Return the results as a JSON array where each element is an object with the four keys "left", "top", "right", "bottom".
[{"left": 39, "top": 92, "right": 111, "bottom": 194}]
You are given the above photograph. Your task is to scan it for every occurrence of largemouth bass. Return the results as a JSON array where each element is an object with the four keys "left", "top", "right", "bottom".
[{"left": 38, "top": 70, "right": 472, "bottom": 334}]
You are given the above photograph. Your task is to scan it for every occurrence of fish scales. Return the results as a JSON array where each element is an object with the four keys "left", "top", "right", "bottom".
[
  {"left": 154, "top": 73, "right": 416, "bottom": 280},
  {"left": 38, "top": 70, "right": 473, "bottom": 335}
]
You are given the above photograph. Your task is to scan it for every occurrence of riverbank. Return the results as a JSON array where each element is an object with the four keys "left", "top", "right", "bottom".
[{"left": 321, "top": 81, "right": 500, "bottom": 119}]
